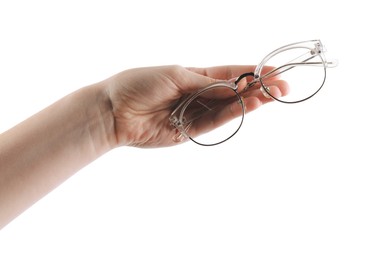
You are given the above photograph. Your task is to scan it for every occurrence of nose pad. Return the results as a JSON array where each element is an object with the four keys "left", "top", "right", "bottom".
[
  {"left": 172, "top": 120, "right": 191, "bottom": 143},
  {"left": 261, "top": 85, "right": 272, "bottom": 99},
  {"left": 172, "top": 130, "right": 188, "bottom": 143}
]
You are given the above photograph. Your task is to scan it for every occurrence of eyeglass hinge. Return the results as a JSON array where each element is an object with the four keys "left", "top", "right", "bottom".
[
  {"left": 169, "top": 116, "right": 181, "bottom": 127},
  {"left": 311, "top": 42, "right": 325, "bottom": 55}
]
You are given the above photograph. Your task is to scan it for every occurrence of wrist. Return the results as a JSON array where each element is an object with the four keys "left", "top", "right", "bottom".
[{"left": 87, "top": 82, "right": 118, "bottom": 152}]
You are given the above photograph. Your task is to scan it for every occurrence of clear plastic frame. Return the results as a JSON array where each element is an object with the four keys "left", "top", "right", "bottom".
[
  {"left": 169, "top": 39, "right": 337, "bottom": 146},
  {"left": 253, "top": 40, "right": 338, "bottom": 103}
]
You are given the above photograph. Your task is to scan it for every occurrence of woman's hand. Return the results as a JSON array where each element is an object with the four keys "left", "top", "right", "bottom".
[
  {"left": 105, "top": 65, "right": 289, "bottom": 148},
  {"left": 0, "top": 64, "right": 288, "bottom": 228}
]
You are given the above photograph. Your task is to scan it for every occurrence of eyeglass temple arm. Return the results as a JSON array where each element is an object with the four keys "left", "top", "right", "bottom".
[
  {"left": 260, "top": 58, "right": 338, "bottom": 80},
  {"left": 242, "top": 58, "right": 337, "bottom": 92}
]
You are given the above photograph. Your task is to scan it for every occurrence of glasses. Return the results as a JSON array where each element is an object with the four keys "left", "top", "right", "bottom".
[{"left": 169, "top": 40, "right": 337, "bottom": 146}]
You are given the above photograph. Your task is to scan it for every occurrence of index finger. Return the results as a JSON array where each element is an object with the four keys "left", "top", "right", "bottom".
[
  {"left": 186, "top": 65, "right": 255, "bottom": 80},
  {"left": 186, "top": 65, "right": 277, "bottom": 80}
]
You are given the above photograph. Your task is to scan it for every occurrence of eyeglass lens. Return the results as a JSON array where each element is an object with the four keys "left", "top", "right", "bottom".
[
  {"left": 181, "top": 85, "right": 244, "bottom": 146},
  {"left": 260, "top": 47, "right": 326, "bottom": 103}
]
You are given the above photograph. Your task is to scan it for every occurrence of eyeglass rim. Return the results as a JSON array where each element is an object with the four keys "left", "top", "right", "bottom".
[
  {"left": 261, "top": 61, "right": 327, "bottom": 104},
  {"left": 254, "top": 39, "right": 328, "bottom": 104},
  {"left": 169, "top": 81, "right": 245, "bottom": 146}
]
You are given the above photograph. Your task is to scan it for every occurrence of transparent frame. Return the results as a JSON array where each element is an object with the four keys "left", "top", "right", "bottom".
[{"left": 170, "top": 39, "right": 337, "bottom": 146}]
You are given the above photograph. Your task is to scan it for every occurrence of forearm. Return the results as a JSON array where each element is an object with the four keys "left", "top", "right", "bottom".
[{"left": 0, "top": 83, "right": 116, "bottom": 229}]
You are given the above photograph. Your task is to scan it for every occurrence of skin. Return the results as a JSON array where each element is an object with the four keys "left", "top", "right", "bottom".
[{"left": 0, "top": 65, "right": 288, "bottom": 229}]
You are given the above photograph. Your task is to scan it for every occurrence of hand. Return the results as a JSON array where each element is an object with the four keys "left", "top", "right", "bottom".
[
  {"left": 0, "top": 65, "right": 287, "bottom": 227},
  {"left": 104, "top": 65, "right": 288, "bottom": 148},
  {"left": 0, "top": 64, "right": 287, "bottom": 228}
]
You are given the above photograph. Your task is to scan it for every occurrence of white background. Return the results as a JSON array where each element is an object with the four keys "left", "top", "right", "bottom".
[{"left": 0, "top": 0, "right": 389, "bottom": 259}]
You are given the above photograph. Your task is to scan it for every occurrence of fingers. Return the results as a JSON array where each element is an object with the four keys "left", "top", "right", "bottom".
[
  {"left": 187, "top": 65, "right": 280, "bottom": 80},
  {"left": 174, "top": 65, "right": 282, "bottom": 95},
  {"left": 183, "top": 78, "right": 289, "bottom": 129},
  {"left": 179, "top": 79, "right": 289, "bottom": 144},
  {"left": 186, "top": 65, "right": 256, "bottom": 80},
  {"left": 172, "top": 65, "right": 253, "bottom": 94},
  {"left": 239, "top": 79, "right": 289, "bottom": 104},
  {"left": 171, "top": 65, "right": 290, "bottom": 145},
  {"left": 261, "top": 80, "right": 290, "bottom": 102}
]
